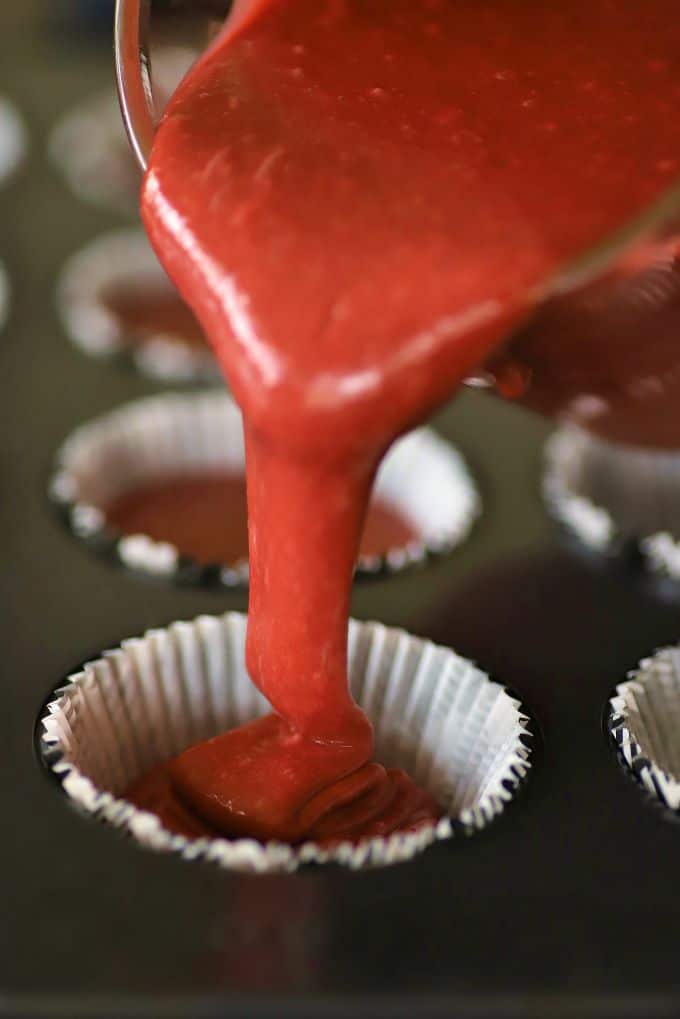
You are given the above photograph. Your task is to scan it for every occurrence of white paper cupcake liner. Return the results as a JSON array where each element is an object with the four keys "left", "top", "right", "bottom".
[
  {"left": 49, "top": 391, "right": 480, "bottom": 586},
  {"left": 56, "top": 229, "right": 220, "bottom": 384},
  {"left": 609, "top": 645, "right": 680, "bottom": 817},
  {"left": 48, "top": 48, "right": 195, "bottom": 214},
  {"left": 544, "top": 425, "right": 680, "bottom": 577},
  {"left": 38, "top": 612, "right": 532, "bottom": 872},
  {"left": 0, "top": 96, "right": 26, "bottom": 185}
]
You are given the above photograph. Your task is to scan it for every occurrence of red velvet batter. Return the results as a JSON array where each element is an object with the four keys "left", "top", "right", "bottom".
[
  {"left": 106, "top": 472, "right": 419, "bottom": 565},
  {"left": 103, "top": 285, "right": 207, "bottom": 351},
  {"left": 133, "top": 0, "right": 680, "bottom": 844},
  {"left": 125, "top": 764, "right": 217, "bottom": 839}
]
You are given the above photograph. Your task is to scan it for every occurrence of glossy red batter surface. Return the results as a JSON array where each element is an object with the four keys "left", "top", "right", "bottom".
[
  {"left": 136, "top": 0, "right": 680, "bottom": 844},
  {"left": 106, "top": 472, "right": 419, "bottom": 565}
]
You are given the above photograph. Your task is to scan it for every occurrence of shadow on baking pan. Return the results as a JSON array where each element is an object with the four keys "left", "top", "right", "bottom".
[{"left": 419, "top": 543, "right": 680, "bottom": 697}]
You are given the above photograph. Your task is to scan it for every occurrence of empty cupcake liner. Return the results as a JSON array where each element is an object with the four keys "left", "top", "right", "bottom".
[
  {"left": 49, "top": 391, "right": 481, "bottom": 587},
  {"left": 56, "top": 229, "right": 220, "bottom": 384},
  {"left": 0, "top": 96, "right": 26, "bottom": 185},
  {"left": 544, "top": 425, "right": 680, "bottom": 577},
  {"left": 38, "top": 611, "right": 533, "bottom": 873},
  {"left": 48, "top": 48, "right": 195, "bottom": 214},
  {"left": 609, "top": 645, "right": 680, "bottom": 817}
]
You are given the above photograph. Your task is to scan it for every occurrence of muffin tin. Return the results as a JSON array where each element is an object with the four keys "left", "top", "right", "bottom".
[{"left": 6, "top": 10, "right": 680, "bottom": 1019}]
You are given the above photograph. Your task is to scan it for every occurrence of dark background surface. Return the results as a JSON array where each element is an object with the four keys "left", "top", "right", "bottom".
[{"left": 3, "top": 3, "right": 680, "bottom": 1017}]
